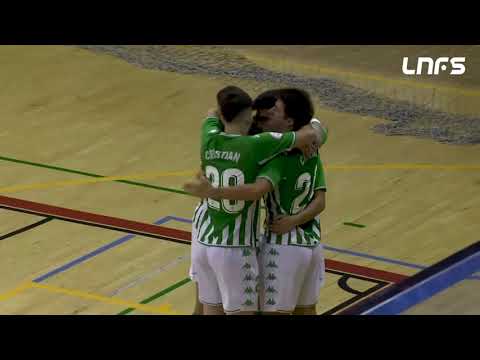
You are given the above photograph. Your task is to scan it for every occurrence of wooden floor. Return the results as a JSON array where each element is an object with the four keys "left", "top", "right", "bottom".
[{"left": 0, "top": 45, "right": 478, "bottom": 315}]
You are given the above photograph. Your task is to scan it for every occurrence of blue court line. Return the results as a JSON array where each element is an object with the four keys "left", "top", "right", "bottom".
[
  {"left": 167, "top": 215, "right": 480, "bottom": 281},
  {"left": 322, "top": 245, "right": 426, "bottom": 270},
  {"left": 166, "top": 216, "right": 193, "bottom": 224},
  {"left": 362, "top": 244, "right": 480, "bottom": 315},
  {"left": 33, "top": 216, "right": 171, "bottom": 283},
  {"left": 31, "top": 213, "right": 480, "bottom": 284}
]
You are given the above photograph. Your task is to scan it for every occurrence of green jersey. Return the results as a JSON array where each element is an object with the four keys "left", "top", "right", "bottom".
[
  {"left": 193, "top": 116, "right": 296, "bottom": 248},
  {"left": 258, "top": 151, "right": 326, "bottom": 247}
]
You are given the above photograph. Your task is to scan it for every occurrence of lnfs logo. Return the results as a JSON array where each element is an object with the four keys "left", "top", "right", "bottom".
[{"left": 402, "top": 57, "right": 466, "bottom": 75}]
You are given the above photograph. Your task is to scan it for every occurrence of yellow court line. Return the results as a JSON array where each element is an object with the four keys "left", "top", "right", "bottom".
[
  {"left": 324, "top": 164, "right": 480, "bottom": 171},
  {"left": 30, "top": 282, "right": 177, "bottom": 315},
  {"left": 0, "top": 282, "right": 33, "bottom": 302},
  {"left": 0, "top": 169, "right": 196, "bottom": 194},
  {"left": 0, "top": 164, "right": 478, "bottom": 195}
]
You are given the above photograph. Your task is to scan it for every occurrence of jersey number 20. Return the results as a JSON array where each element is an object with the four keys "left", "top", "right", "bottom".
[{"left": 205, "top": 166, "right": 245, "bottom": 213}]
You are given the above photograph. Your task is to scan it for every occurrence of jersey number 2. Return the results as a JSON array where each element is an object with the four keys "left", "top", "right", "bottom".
[{"left": 291, "top": 172, "right": 312, "bottom": 215}]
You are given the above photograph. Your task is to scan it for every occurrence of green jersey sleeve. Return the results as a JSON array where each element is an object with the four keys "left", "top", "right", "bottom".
[
  {"left": 252, "top": 131, "right": 296, "bottom": 166},
  {"left": 201, "top": 116, "right": 224, "bottom": 147},
  {"left": 314, "top": 157, "right": 327, "bottom": 191},
  {"left": 256, "top": 156, "right": 284, "bottom": 189}
]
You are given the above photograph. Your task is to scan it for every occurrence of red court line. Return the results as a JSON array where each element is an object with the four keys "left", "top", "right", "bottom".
[
  {"left": 0, "top": 194, "right": 409, "bottom": 284},
  {"left": 0, "top": 195, "right": 191, "bottom": 244},
  {"left": 326, "top": 259, "right": 407, "bottom": 283}
]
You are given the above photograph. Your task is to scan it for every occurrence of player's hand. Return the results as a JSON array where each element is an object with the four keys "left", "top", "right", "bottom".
[
  {"left": 269, "top": 215, "right": 299, "bottom": 234},
  {"left": 311, "top": 118, "right": 328, "bottom": 148},
  {"left": 183, "top": 171, "right": 214, "bottom": 199},
  {"left": 300, "top": 139, "right": 318, "bottom": 159}
]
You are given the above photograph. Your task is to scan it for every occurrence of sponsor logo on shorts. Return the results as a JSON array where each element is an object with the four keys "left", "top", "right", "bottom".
[
  {"left": 266, "top": 298, "right": 276, "bottom": 306},
  {"left": 244, "top": 286, "right": 255, "bottom": 294},
  {"left": 269, "top": 248, "right": 279, "bottom": 256},
  {"left": 243, "top": 273, "right": 254, "bottom": 282},
  {"left": 266, "top": 286, "right": 277, "bottom": 294},
  {"left": 266, "top": 261, "right": 278, "bottom": 268},
  {"left": 242, "top": 249, "right": 252, "bottom": 257},
  {"left": 242, "top": 299, "right": 254, "bottom": 307},
  {"left": 266, "top": 273, "right": 277, "bottom": 281}
]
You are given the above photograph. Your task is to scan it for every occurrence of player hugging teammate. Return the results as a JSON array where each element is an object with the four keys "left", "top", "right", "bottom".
[{"left": 184, "top": 86, "right": 328, "bottom": 315}]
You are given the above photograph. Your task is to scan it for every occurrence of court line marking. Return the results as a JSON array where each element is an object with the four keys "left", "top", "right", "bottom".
[
  {"left": 0, "top": 196, "right": 406, "bottom": 283},
  {"left": 0, "top": 282, "right": 32, "bottom": 302},
  {"left": 17, "top": 207, "right": 407, "bottom": 315},
  {"left": 0, "top": 217, "right": 53, "bottom": 241},
  {"left": 343, "top": 222, "right": 366, "bottom": 228},
  {"left": 0, "top": 155, "right": 479, "bottom": 195},
  {"left": 0, "top": 195, "right": 191, "bottom": 245},
  {"left": 33, "top": 216, "right": 172, "bottom": 283},
  {"left": 0, "top": 155, "right": 189, "bottom": 196},
  {"left": 30, "top": 282, "right": 177, "bottom": 315},
  {"left": 118, "top": 278, "right": 192, "bottom": 315},
  {"left": 356, "top": 241, "right": 480, "bottom": 315},
  {"left": 0, "top": 170, "right": 196, "bottom": 194},
  {"left": 322, "top": 275, "right": 387, "bottom": 316},
  {"left": 109, "top": 254, "right": 190, "bottom": 297},
  {"left": 327, "top": 164, "right": 480, "bottom": 171}
]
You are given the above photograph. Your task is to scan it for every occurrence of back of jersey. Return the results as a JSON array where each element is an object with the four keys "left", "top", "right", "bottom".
[{"left": 194, "top": 117, "right": 295, "bottom": 248}]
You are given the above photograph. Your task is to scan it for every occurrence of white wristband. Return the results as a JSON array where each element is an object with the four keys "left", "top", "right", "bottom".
[{"left": 310, "top": 118, "right": 323, "bottom": 132}]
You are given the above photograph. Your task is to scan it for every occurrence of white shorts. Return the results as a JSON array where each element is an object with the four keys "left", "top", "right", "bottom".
[
  {"left": 189, "top": 230, "right": 198, "bottom": 282},
  {"left": 258, "top": 241, "right": 325, "bottom": 313},
  {"left": 192, "top": 242, "right": 259, "bottom": 314},
  {"left": 189, "top": 202, "right": 202, "bottom": 282}
]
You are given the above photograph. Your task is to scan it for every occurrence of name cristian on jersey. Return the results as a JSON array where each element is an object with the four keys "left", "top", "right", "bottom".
[{"left": 205, "top": 149, "right": 241, "bottom": 163}]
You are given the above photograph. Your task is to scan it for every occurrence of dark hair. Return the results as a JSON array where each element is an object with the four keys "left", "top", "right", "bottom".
[
  {"left": 217, "top": 86, "right": 252, "bottom": 123},
  {"left": 253, "top": 88, "right": 314, "bottom": 131}
]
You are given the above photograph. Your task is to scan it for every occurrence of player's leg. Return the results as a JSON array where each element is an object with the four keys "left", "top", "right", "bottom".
[
  {"left": 259, "top": 243, "right": 311, "bottom": 315},
  {"left": 190, "top": 231, "right": 204, "bottom": 315},
  {"left": 208, "top": 246, "right": 259, "bottom": 315},
  {"left": 189, "top": 242, "right": 203, "bottom": 315},
  {"left": 190, "top": 202, "right": 206, "bottom": 315},
  {"left": 294, "top": 244, "right": 325, "bottom": 315},
  {"left": 203, "top": 303, "right": 225, "bottom": 315},
  {"left": 192, "top": 283, "right": 203, "bottom": 315},
  {"left": 193, "top": 242, "right": 225, "bottom": 315}
]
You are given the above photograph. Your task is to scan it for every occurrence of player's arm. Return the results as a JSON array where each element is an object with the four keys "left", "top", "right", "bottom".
[
  {"left": 270, "top": 156, "right": 327, "bottom": 234},
  {"left": 201, "top": 108, "right": 224, "bottom": 138},
  {"left": 214, "top": 178, "right": 272, "bottom": 201},
  {"left": 255, "top": 120, "right": 327, "bottom": 166},
  {"left": 270, "top": 190, "right": 326, "bottom": 234},
  {"left": 292, "top": 118, "right": 328, "bottom": 158},
  {"left": 183, "top": 171, "right": 272, "bottom": 201}
]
